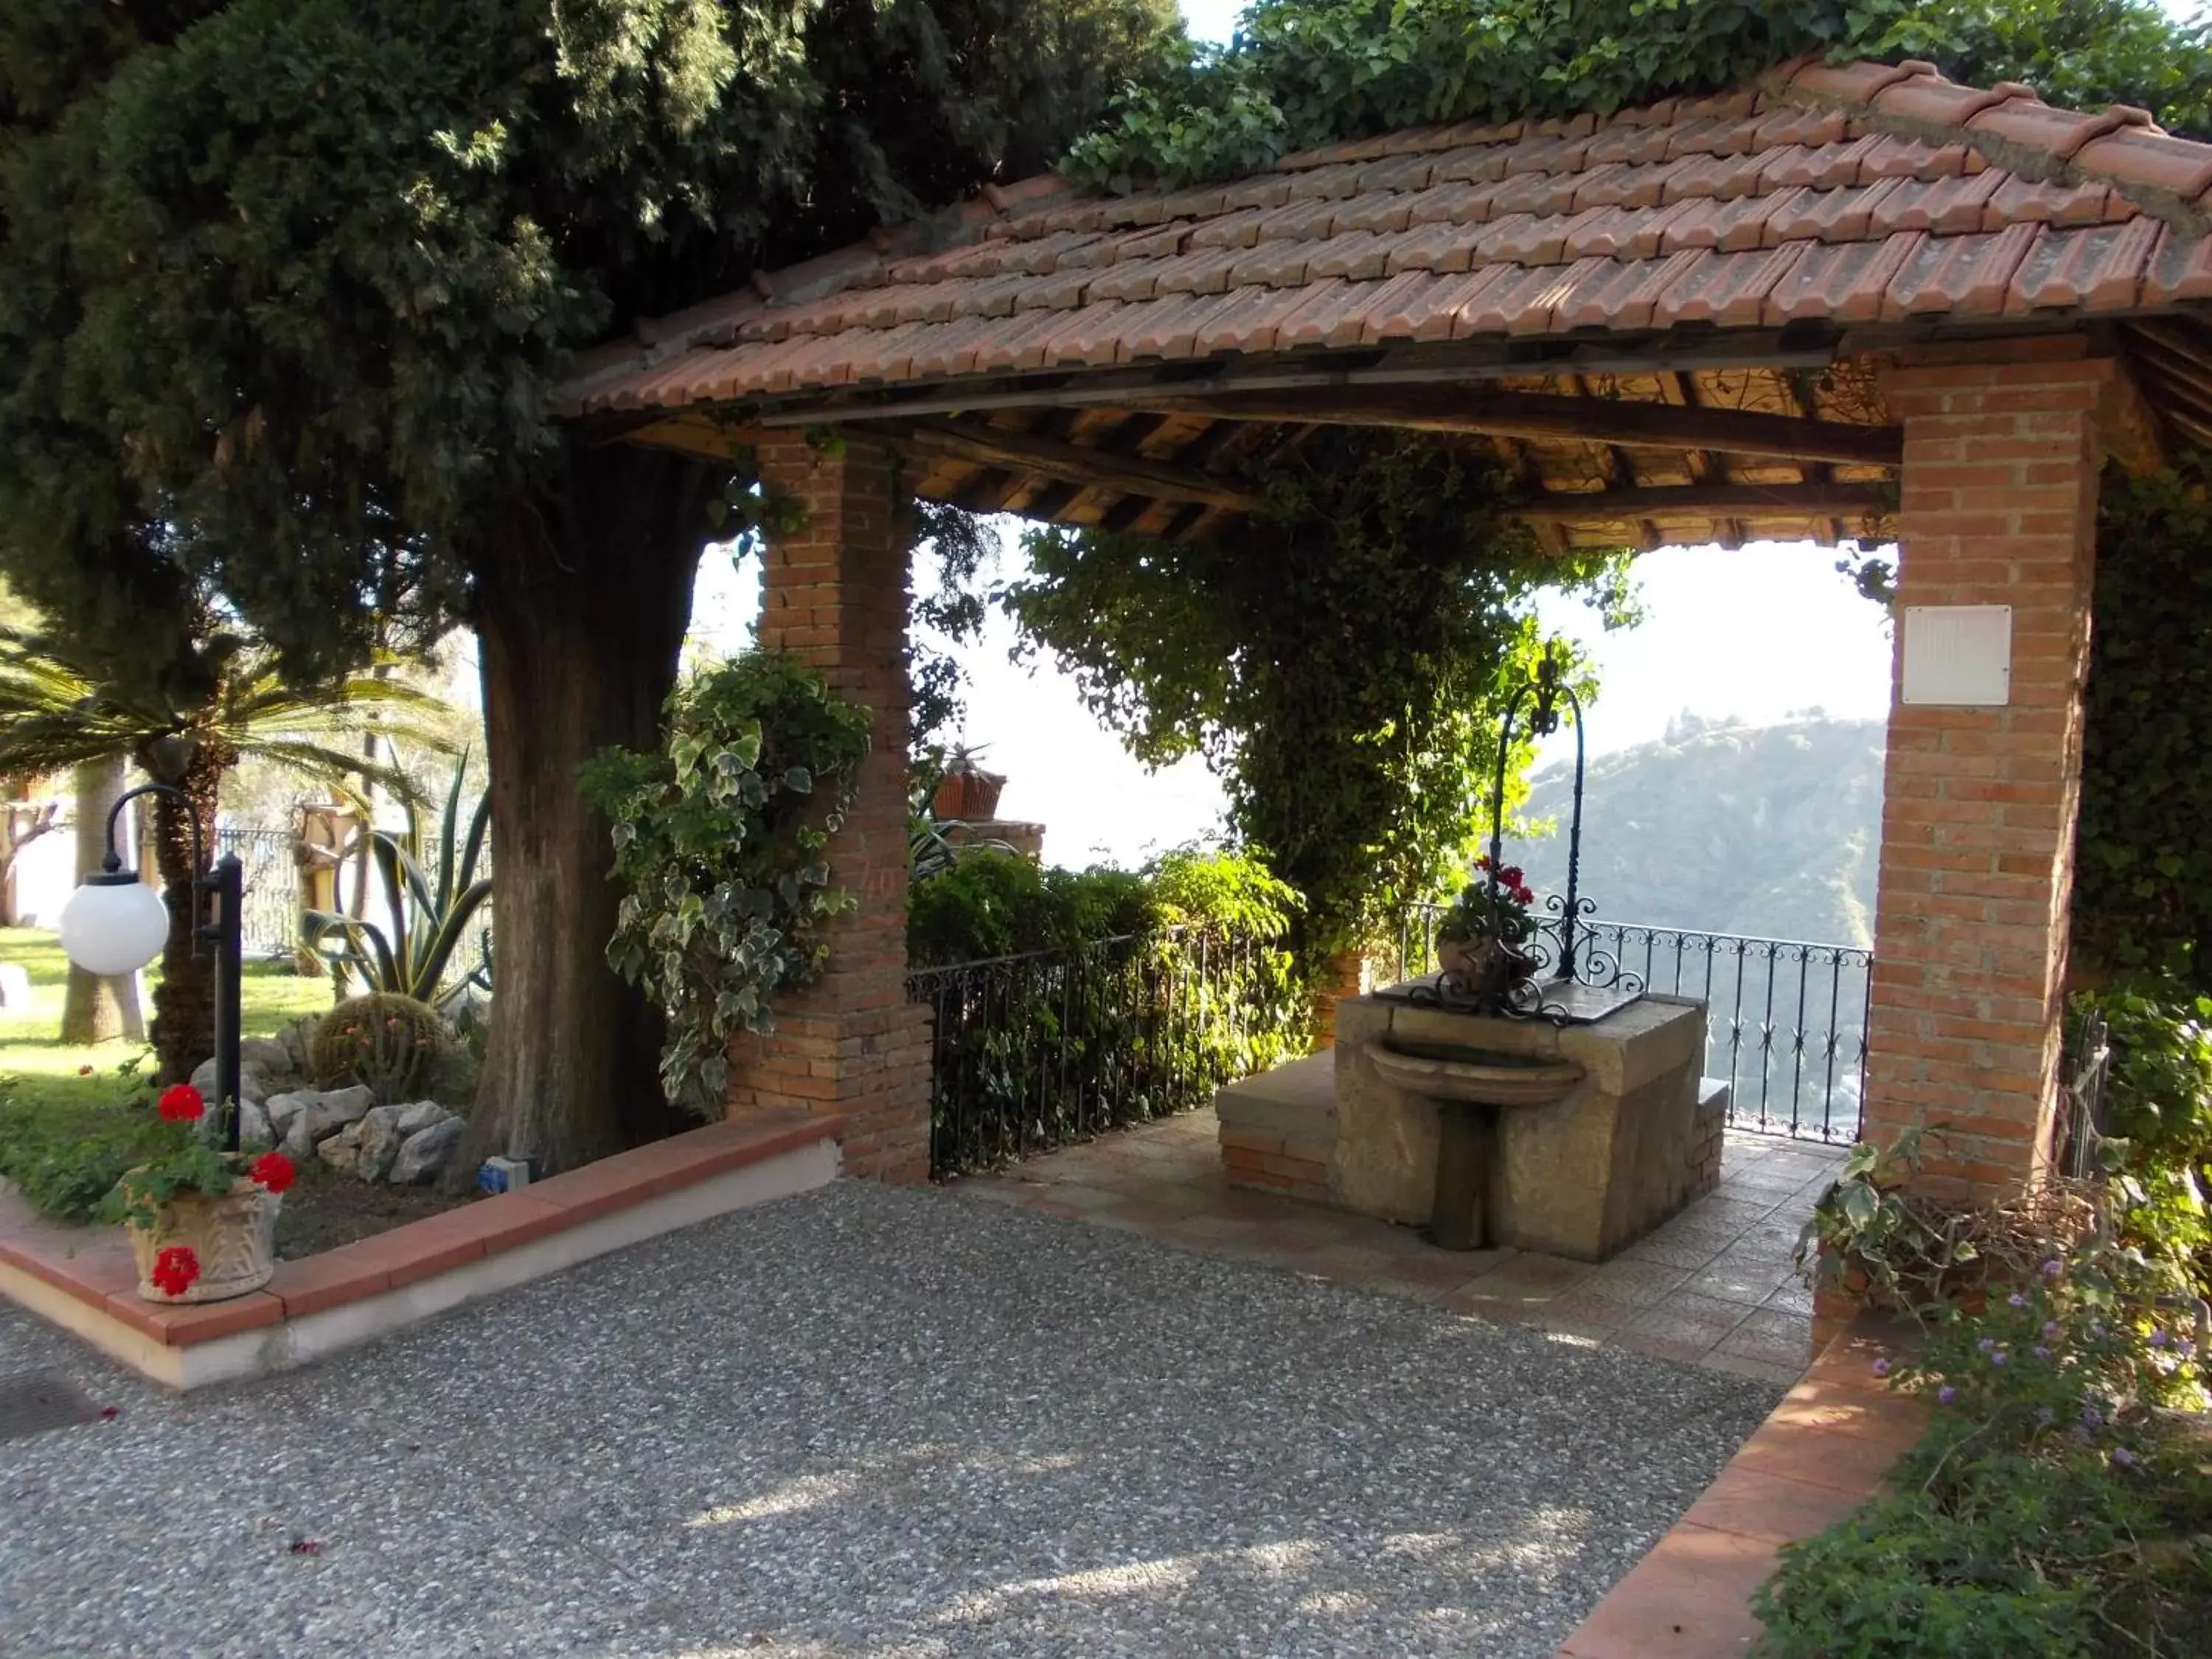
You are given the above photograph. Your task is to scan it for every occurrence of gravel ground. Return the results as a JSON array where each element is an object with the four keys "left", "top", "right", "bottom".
[{"left": 0, "top": 1181, "right": 1781, "bottom": 1658}]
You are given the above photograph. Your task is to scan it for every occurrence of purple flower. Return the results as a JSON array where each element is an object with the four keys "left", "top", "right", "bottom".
[
  {"left": 2073, "top": 1425, "right": 2093, "bottom": 1443},
  {"left": 2178, "top": 1340, "right": 2197, "bottom": 1360},
  {"left": 2081, "top": 1406, "right": 2104, "bottom": 1428},
  {"left": 1871, "top": 1357, "right": 1891, "bottom": 1379},
  {"left": 2150, "top": 1328, "right": 2169, "bottom": 1349},
  {"left": 1990, "top": 1350, "right": 2008, "bottom": 1367},
  {"left": 1977, "top": 1337, "right": 1997, "bottom": 1353},
  {"left": 2111, "top": 1447, "right": 2136, "bottom": 1468},
  {"left": 2008, "top": 1292, "right": 2028, "bottom": 1308},
  {"left": 2033, "top": 1346, "right": 2051, "bottom": 1359},
  {"left": 2042, "top": 1321, "right": 2062, "bottom": 1341},
  {"left": 2042, "top": 1259, "right": 2064, "bottom": 1279}
]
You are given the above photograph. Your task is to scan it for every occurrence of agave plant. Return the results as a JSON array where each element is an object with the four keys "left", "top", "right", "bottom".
[{"left": 304, "top": 754, "right": 491, "bottom": 1009}]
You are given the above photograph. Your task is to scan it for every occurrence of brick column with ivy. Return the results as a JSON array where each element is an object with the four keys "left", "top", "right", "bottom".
[
  {"left": 1860, "top": 338, "right": 2125, "bottom": 1201},
  {"left": 727, "top": 433, "right": 933, "bottom": 1183}
]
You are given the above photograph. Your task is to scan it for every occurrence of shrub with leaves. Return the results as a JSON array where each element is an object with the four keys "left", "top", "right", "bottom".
[
  {"left": 581, "top": 653, "right": 872, "bottom": 1118},
  {"left": 1755, "top": 1225, "right": 2210, "bottom": 1658},
  {"left": 1063, "top": 0, "right": 2212, "bottom": 192}
]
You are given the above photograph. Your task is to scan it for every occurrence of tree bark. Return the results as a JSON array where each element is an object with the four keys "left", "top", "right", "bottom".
[
  {"left": 460, "top": 442, "right": 723, "bottom": 1178},
  {"left": 60, "top": 757, "right": 145, "bottom": 1045},
  {"left": 138, "top": 738, "right": 232, "bottom": 1084}
]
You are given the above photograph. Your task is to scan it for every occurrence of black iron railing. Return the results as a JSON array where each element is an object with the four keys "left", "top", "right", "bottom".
[
  {"left": 1385, "top": 908, "right": 1871, "bottom": 1144},
  {"left": 911, "top": 927, "right": 1305, "bottom": 1179},
  {"left": 213, "top": 828, "right": 299, "bottom": 957}
]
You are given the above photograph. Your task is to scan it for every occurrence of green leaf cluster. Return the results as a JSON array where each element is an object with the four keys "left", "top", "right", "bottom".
[
  {"left": 1062, "top": 0, "right": 2212, "bottom": 192},
  {"left": 1006, "top": 431, "right": 1633, "bottom": 967},
  {"left": 580, "top": 651, "right": 872, "bottom": 1118},
  {"left": 1756, "top": 1229, "right": 2209, "bottom": 1658},
  {"left": 2076, "top": 454, "right": 2212, "bottom": 988},
  {"left": 910, "top": 846, "right": 1307, "bottom": 1174},
  {"left": 305, "top": 754, "right": 494, "bottom": 1008}
]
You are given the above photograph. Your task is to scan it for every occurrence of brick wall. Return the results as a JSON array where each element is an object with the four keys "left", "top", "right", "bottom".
[
  {"left": 1219, "top": 1126, "right": 1332, "bottom": 1204},
  {"left": 727, "top": 435, "right": 933, "bottom": 1183},
  {"left": 1862, "top": 338, "right": 2115, "bottom": 1199},
  {"left": 1307, "top": 950, "right": 1370, "bottom": 1050},
  {"left": 1687, "top": 1084, "right": 1727, "bottom": 1201}
]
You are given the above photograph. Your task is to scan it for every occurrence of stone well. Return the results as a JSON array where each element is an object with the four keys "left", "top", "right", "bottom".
[{"left": 1218, "top": 990, "right": 1728, "bottom": 1262}]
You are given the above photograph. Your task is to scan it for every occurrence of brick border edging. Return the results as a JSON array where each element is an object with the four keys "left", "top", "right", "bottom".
[
  {"left": 1554, "top": 1317, "right": 1927, "bottom": 1658},
  {"left": 0, "top": 1111, "right": 843, "bottom": 1385}
]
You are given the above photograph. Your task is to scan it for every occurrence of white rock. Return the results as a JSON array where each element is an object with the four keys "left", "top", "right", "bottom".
[
  {"left": 189, "top": 1057, "right": 270, "bottom": 1107},
  {"left": 393, "top": 1100, "right": 451, "bottom": 1136},
  {"left": 352, "top": 1105, "right": 408, "bottom": 1183},
  {"left": 317, "top": 1132, "right": 359, "bottom": 1175},
  {"left": 0, "top": 963, "right": 30, "bottom": 1008},
  {"left": 239, "top": 1037, "right": 294, "bottom": 1074},
  {"left": 389, "top": 1116, "right": 465, "bottom": 1186},
  {"left": 236, "top": 1097, "right": 274, "bottom": 1148},
  {"left": 276, "top": 1085, "right": 376, "bottom": 1159}
]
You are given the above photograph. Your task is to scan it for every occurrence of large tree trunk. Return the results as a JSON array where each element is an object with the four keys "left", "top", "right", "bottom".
[
  {"left": 60, "top": 757, "right": 145, "bottom": 1045},
  {"left": 461, "top": 443, "right": 722, "bottom": 1178},
  {"left": 139, "top": 738, "right": 232, "bottom": 1085}
]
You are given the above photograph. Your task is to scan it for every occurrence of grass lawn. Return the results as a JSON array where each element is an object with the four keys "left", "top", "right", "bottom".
[{"left": 0, "top": 927, "right": 339, "bottom": 1222}]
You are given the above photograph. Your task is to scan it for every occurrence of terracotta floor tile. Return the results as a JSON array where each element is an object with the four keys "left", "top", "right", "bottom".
[
  {"left": 1685, "top": 1462, "right": 1873, "bottom": 1545},
  {"left": 126, "top": 1289, "right": 287, "bottom": 1346},
  {"left": 1730, "top": 1419, "right": 1913, "bottom": 1496},
  {"left": 1555, "top": 1522, "right": 1773, "bottom": 1658}
]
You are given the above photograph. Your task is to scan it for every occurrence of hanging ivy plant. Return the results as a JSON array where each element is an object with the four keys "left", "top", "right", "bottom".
[
  {"left": 580, "top": 653, "right": 872, "bottom": 1117},
  {"left": 1006, "top": 429, "right": 1635, "bottom": 971}
]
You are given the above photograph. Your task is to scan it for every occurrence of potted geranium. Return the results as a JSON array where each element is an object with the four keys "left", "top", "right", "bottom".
[
  {"left": 1434, "top": 857, "right": 1541, "bottom": 1000},
  {"left": 97, "top": 1083, "right": 296, "bottom": 1304},
  {"left": 931, "top": 742, "right": 1007, "bottom": 821}
]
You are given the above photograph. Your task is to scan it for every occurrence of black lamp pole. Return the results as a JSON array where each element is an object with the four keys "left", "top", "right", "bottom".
[{"left": 88, "top": 782, "right": 245, "bottom": 1152}]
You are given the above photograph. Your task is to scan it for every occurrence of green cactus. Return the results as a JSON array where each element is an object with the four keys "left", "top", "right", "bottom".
[{"left": 309, "top": 993, "right": 448, "bottom": 1100}]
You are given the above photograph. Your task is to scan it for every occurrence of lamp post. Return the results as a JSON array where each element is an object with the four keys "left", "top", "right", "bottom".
[{"left": 58, "top": 783, "right": 245, "bottom": 1153}]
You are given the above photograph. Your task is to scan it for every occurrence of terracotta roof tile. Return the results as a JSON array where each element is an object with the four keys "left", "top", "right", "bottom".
[
  {"left": 1881, "top": 171, "right": 2007, "bottom": 234},
  {"left": 2072, "top": 128, "right": 2212, "bottom": 204},
  {"left": 1649, "top": 243, "right": 1807, "bottom": 327},
  {"left": 2143, "top": 226, "right": 2212, "bottom": 302},
  {"left": 2006, "top": 218, "right": 2162, "bottom": 312},
  {"left": 568, "top": 61, "right": 2212, "bottom": 422},
  {"left": 1881, "top": 223, "right": 2040, "bottom": 318},
  {"left": 1763, "top": 234, "right": 1924, "bottom": 324}
]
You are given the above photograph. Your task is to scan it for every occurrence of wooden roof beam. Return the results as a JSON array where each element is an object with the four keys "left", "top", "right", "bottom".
[
  {"left": 893, "top": 421, "right": 1259, "bottom": 515},
  {"left": 1118, "top": 387, "right": 1903, "bottom": 467},
  {"left": 1509, "top": 481, "right": 1893, "bottom": 521}
]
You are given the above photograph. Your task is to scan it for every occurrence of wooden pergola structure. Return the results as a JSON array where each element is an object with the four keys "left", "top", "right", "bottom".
[{"left": 562, "top": 55, "right": 2212, "bottom": 1192}]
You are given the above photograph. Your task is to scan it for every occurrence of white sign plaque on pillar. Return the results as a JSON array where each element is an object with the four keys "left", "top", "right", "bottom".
[{"left": 1901, "top": 604, "right": 2013, "bottom": 706}]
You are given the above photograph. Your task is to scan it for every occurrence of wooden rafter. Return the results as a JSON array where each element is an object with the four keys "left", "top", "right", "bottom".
[
  {"left": 1508, "top": 481, "right": 1893, "bottom": 521},
  {"left": 1109, "top": 387, "right": 1903, "bottom": 467},
  {"left": 890, "top": 421, "right": 1259, "bottom": 514}
]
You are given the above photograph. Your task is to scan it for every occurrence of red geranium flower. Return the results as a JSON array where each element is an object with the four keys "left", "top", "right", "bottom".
[
  {"left": 1498, "top": 865, "right": 1525, "bottom": 887},
  {"left": 150, "top": 1245, "right": 201, "bottom": 1298},
  {"left": 249, "top": 1151, "right": 296, "bottom": 1194},
  {"left": 157, "top": 1083, "right": 206, "bottom": 1123}
]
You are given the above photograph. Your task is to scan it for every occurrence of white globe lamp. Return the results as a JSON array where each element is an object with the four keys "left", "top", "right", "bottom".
[{"left": 58, "top": 875, "right": 171, "bottom": 978}]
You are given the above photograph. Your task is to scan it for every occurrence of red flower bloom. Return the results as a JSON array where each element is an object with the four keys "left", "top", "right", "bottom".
[
  {"left": 1498, "top": 866, "right": 1525, "bottom": 888},
  {"left": 158, "top": 1084, "right": 206, "bottom": 1123},
  {"left": 150, "top": 1245, "right": 201, "bottom": 1298},
  {"left": 1514, "top": 885, "right": 1536, "bottom": 906},
  {"left": 249, "top": 1151, "right": 296, "bottom": 1194}
]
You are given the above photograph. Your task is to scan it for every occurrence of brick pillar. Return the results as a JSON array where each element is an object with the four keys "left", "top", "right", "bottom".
[
  {"left": 1862, "top": 339, "right": 2116, "bottom": 1198},
  {"left": 1308, "top": 949, "right": 1369, "bottom": 1050},
  {"left": 727, "top": 434, "right": 933, "bottom": 1182}
]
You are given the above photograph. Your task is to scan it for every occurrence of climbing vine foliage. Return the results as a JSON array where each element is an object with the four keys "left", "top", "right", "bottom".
[
  {"left": 1063, "top": 0, "right": 2212, "bottom": 192},
  {"left": 582, "top": 654, "right": 872, "bottom": 1118},
  {"left": 2075, "top": 455, "right": 2212, "bottom": 989},
  {"left": 1008, "top": 431, "right": 1634, "bottom": 967}
]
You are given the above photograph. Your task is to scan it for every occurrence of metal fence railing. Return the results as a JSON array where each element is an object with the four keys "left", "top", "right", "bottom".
[
  {"left": 909, "top": 927, "right": 1305, "bottom": 1180},
  {"left": 1383, "top": 906, "right": 1871, "bottom": 1144},
  {"left": 214, "top": 828, "right": 300, "bottom": 958}
]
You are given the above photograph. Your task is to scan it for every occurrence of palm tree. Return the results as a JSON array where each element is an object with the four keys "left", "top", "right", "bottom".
[{"left": 0, "top": 624, "right": 457, "bottom": 1081}]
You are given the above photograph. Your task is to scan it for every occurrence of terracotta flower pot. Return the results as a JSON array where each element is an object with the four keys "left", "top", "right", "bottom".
[
  {"left": 933, "top": 770, "right": 1006, "bottom": 821},
  {"left": 1436, "top": 933, "right": 1535, "bottom": 1001},
  {"left": 124, "top": 1176, "right": 282, "bottom": 1304}
]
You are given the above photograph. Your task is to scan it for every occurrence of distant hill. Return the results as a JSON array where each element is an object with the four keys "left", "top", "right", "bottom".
[{"left": 1503, "top": 714, "right": 1885, "bottom": 947}]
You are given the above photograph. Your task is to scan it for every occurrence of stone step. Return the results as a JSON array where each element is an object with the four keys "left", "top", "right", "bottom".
[{"left": 1215, "top": 1051, "right": 1338, "bottom": 1148}]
